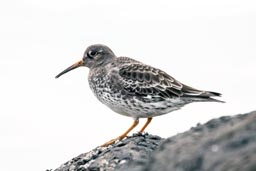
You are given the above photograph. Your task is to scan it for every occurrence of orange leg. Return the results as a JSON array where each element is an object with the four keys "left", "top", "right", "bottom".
[
  {"left": 139, "top": 117, "right": 152, "bottom": 133},
  {"left": 101, "top": 119, "right": 139, "bottom": 147}
]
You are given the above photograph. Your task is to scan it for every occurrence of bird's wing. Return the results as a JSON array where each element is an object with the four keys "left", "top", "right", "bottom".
[{"left": 116, "top": 63, "right": 184, "bottom": 99}]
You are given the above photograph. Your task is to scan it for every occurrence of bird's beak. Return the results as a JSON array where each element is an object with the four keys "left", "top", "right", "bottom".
[{"left": 55, "top": 60, "right": 84, "bottom": 78}]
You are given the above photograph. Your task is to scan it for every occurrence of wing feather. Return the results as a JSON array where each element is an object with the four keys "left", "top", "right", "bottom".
[
  {"left": 118, "top": 63, "right": 183, "bottom": 99},
  {"left": 109, "top": 57, "right": 223, "bottom": 103}
]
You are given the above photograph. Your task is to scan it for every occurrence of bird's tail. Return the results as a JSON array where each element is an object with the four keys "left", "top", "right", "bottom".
[{"left": 182, "top": 84, "right": 225, "bottom": 103}]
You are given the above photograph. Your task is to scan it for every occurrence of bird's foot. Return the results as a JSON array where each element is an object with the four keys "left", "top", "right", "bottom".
[
  {"left": 101, "top": 120, "right": 140, "bottom": 147},
  {"left": 101, "top": 136, "right": 126, "bottom": 147}
]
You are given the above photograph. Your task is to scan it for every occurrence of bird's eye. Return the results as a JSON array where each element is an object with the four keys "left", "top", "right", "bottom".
[{"left": 87, "top": 50, "right": 98, "bottom": 58}]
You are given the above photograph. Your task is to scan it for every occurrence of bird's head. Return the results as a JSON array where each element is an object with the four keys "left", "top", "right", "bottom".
[{"left": 55, "top": 44, "right": 116, "bottom": 78}]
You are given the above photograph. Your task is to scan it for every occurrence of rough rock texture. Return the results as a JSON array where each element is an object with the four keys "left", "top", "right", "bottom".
[
  {"left": 52, "top": 111, "right": 256, "bottom": 171},
  {"left": 53, "top": 134, "right": 164, "bottom": 171},
  {"left": 139, "top": 111, "right": 256, "bottom": 171}
]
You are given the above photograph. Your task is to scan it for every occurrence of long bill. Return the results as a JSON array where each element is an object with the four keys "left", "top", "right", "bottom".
[{"left": 55, "top": 60, "right": 84, "bottom": 78}]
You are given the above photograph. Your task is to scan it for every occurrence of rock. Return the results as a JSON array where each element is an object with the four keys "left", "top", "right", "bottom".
[
  {"left": 52, "top": 133, "right": 164, "bottom": 171},
  {"left": 139, "top": 111, "right": 256, "bottom": 171},
  {"left": 51, "top": 111, "right": 256, "bottom": 171}
]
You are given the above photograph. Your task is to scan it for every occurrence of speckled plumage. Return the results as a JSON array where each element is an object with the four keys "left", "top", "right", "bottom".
[
  {"left": 56, "top": 44, "right": 223, "bottom": 146},
  {"left": 86, "top": 49, "right": 222, "bottom": 119}
]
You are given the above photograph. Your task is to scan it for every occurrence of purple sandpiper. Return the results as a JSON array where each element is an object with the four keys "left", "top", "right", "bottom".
[{"left": 56, "top": 44, "right": 223, "bottom": 146}]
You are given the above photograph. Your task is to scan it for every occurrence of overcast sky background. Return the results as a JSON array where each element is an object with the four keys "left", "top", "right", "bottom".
[{"left": 0, "top": 0, "right": 256, "bottom": 170}]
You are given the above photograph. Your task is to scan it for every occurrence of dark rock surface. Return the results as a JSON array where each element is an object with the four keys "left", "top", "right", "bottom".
[
  {"left": 52, "top": 111, "right": 256, "bottom": 171},
  {"left": 140, "top": 111, "right": 256, "bottom": 171},
  {"left": 53, "top": 134, "right": 164, "bottom": 171}
]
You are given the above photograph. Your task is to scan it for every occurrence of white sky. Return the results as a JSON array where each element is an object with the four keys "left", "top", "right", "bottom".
[{"left": 0, "top": 0, "right": 255, "bottom": 170}]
